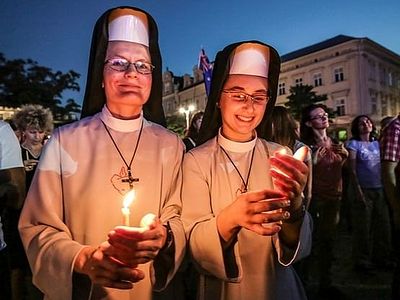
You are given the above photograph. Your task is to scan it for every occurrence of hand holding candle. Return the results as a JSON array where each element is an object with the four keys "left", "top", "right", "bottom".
[
  {"left": 269, "top": 147, "right": 309, "bottom": 216},
  {"left": 106, "top": 214, "right": 166, "bottom": 267},
  {"left": 139, "top": 213, "right": 157, "bottom": 229}
]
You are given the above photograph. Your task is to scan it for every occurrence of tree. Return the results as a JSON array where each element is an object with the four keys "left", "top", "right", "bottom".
[
  {"left": 284, "top": 84, "right": 328, "bottom": 120},
  {"left": 0, "top": 53, "right": 81, "bottom": 121},
  {"left": 166, "top": 115, "right": 186, "bottom": 137}
]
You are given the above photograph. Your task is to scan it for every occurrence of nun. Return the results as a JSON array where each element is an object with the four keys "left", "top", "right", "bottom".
[
  {"left": 182, "top": 41, "right": 312, "bottom": 300},
  {"left": 19, "top": 6, "right": 185, "bottom": 300}
]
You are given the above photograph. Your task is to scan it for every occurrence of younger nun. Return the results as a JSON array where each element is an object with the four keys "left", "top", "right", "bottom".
[{"left": 182, "top": 41, "right": 311, "bottom": 300}]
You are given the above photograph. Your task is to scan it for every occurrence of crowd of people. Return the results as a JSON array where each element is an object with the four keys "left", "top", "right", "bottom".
[{"left": 0, "top": 5, "right": 399, "bottom": 300}]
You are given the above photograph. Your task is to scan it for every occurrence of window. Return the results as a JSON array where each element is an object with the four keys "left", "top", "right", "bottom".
[
  {"left": 388, "top": 72, "right": 393, "bottom": 86},
  {"left": 368, "top": 60, "right": 376, "bottom": 81},
  {"left": 390, "top": 97, "right": 396, "bottom": 114},
  {"left": 370, "top": 93, "right": 377, "bottom": 115},
  {"left": 278, "top": 82, "right": 286, "bottom": 95},
  {"left": 380, "top": 67, "right": 387, "bottom": 85},
  {"left": 164, "top": 81, "right": 172, "bottom": 95},
  {"left": 334, "top": 67, "right": 344, "bottom": 82},
  {"left": 335, "top": 98, "right": 346, "bottom": 116},
  {"left": 295, "top": 77, "right": 303, "bottom": 87},
  {"left": 381, "top": 96, "right": 388, "bottom": 116},
  {"left": 313, "top": 73, "right": 322, "bottom": 87}
]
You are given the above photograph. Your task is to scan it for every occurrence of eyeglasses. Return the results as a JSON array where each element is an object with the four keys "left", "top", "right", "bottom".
[
  {"left": 310, "top": 112, "right": 328, "bottom": 121},
  {"left": 222, "top": 90, "right": 269, "bottom": 105},
  {"left": 105, "top": 58, "right": 155, "bottom": 75}
]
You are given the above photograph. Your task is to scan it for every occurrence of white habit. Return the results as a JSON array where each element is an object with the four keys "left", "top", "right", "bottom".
[
  {"left": 19, "top": 107, "right": 186, "bottom": 300},
  {"left": 182, "top": 133, "right": 312, "bottom": 300}
]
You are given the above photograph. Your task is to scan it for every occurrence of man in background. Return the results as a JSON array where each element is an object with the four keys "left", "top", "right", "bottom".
[{"left": 380, "top": 113, "right": 400, "bottom": 300}]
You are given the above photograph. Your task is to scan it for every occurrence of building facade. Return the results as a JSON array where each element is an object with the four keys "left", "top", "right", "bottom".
[
  {"left": 277, "top": 35, "right": 400, "bottom": 135},
  {"left": 162, "top": 66, "right": 207, "bottom": 117},
  {"left": 162, "top": 35, "right": 400, "bottom": 136}
]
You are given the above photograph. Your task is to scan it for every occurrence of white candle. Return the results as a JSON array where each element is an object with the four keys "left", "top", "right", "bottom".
[
  {"left": 140, "top": 213, "right": 156, "bottom": 230},
  {"left": 121, "top": 189, "right": 136, "bottom": 226}
]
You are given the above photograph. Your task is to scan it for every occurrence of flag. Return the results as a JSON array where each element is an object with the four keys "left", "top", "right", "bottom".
[{"left": 198, "top": 48, "right": 213, "bottom": 97}]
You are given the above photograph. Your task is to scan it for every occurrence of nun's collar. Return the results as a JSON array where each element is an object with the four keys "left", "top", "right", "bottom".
[
  {"left": 217, "top": 128, "right": 257, "bottom": 153},
  {"left": 99, "top": 105, "right": 143, "bottom": 132}
]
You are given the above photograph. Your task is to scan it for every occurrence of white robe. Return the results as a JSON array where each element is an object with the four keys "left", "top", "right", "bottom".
[
  {"left": 182, "top": 134, "right": 312, "bottom": 300},
  {"left": 19, "top": 107, "right": 186, "bottom": 300}
]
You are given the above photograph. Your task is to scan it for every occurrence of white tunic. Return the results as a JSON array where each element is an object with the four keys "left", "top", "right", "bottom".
[
  {"left": 182, "top": 133, "right": 311, "bottom": 300},
  {"left": 19, "top": 107, "right": 186, "bottom": 300}
]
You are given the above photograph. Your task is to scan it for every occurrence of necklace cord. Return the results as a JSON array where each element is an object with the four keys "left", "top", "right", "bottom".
[
  {"left": 101, "top": 119, "right": 144, "bottom": 177},
  {"left": 220, "top": 145, "right": 256, "bottom": 193}
]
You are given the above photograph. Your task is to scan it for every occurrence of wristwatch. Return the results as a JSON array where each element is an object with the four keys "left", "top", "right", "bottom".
[{"left": 285, "top": 204, "right": 306, "bottom": 223}]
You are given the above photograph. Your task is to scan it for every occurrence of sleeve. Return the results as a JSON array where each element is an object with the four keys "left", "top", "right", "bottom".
[
  {"left": 0, "top": 123, "right": 23, "bottom": 169},
  {"left": 181, "top": 152, "right": 240, "bottom": 282},
  {"left": 273, "top": 212, "right": 313, "bottom": 266},
  {"left": 381, "top": 121, "right": 400, "bottom": 161},
  {"left": 346, "top": 140, "right": 358, "bottom": 152},
  {"left": 269, "top": 141, "right": 313, "bottom": 266},
  {"left": 151, "top": 136, "right": 186, "bottom": 291},
  {"left": 18, "top": 130, "right": 84, "bottom": 299}
]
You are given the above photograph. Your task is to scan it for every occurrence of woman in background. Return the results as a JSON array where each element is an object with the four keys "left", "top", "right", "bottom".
[
  {"left": 14, "top": 104, "right": 54, "bottom": 190},
  {"left": 300, "top": 104, "right": 348, "bottom": 298},
  {"left": 182, "top": 111, "right": 204, "bottom": 151},
  {"left": 346, "top": 115, "right": 392, "bottom": 271}
]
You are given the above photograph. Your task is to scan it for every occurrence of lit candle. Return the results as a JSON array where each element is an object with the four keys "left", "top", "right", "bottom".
[{"left": 121, "top": 189, "right": 136, "bottom": 226}]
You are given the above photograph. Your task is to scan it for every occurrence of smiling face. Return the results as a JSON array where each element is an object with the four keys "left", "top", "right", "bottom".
[
  {"left": 103, "top": 41, "right": 152, "bottom": 118},
  {"left": 219, "top": 74, "right": 269, "bottom": 142}
]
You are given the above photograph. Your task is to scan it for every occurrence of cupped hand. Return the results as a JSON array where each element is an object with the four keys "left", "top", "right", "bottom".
[
  {"left": 217, "top": 189, "right": 291, "bottom": 240},
  {"left": 270, "top": 151, "right": 309, "bottom": 211},
  {"left": 104, "top": 219, "right": 167, "bottom": 267},
  {"left": 74, "top": 246, "right": 145, "bottom": 289}
]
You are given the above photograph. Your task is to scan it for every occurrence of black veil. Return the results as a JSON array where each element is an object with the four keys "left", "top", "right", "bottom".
[
  {"left": 80, "top": 6, "right": 166, "bottom": 126},
  {"left": 197, "top": 41, "right": 281, "bottom": 145}
]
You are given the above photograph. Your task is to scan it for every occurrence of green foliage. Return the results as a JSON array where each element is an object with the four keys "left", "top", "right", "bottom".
[
  {"left": 284, "top": 85, "right": 328, "bottom": 120},
  {"left": 0, "top": 53, "right": 81, "bottom": 121},
  {"left": 166, "top": 114, "right": 186, "bottom": 137}
]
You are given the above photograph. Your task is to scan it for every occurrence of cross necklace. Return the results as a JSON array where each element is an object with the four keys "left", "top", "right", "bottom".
[{"left": 101, "top": 119, "right": 143, "bottom": 189}]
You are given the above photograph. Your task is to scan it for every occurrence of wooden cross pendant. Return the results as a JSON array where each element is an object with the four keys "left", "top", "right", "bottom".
[{"left": 122, "top": 168, "right": 139, "bottom": 189}]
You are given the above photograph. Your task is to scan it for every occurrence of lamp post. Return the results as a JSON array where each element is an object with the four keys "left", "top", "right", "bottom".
[{"left": 179, "top": 104, "right": 196, "bottom": 130}]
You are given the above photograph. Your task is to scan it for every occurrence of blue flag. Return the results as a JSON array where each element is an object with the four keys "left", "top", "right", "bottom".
[{"left": 198, "top": 48, "right": 213, "bottom": 97}]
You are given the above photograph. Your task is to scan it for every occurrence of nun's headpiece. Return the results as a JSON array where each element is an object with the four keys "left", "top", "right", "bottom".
[
  {"left": 80, "top": 6, "right": 165, "bottom": 126},
  {"left": 197, "top": 41, "right": 281, "bottom": 145}
]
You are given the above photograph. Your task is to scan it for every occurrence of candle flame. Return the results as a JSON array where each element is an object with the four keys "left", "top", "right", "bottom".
[
  {"left": 293, "top": 146, "right": 309, "bottom": 161},
  {"left": 277, "top": 148, "right": 288, "bottom": 155},
  {"left": 123, "top": 189, "right": 136, "bottom": 208}
]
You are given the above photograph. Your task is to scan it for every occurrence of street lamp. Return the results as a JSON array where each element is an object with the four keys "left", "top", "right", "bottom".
[{"left": 179, "top": 104, "right": 196, "bottom": 130}]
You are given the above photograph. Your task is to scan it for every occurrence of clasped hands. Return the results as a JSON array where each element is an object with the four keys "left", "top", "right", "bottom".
[{"left": 74, "top": 218, "right": 167, "bottom": 289}]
